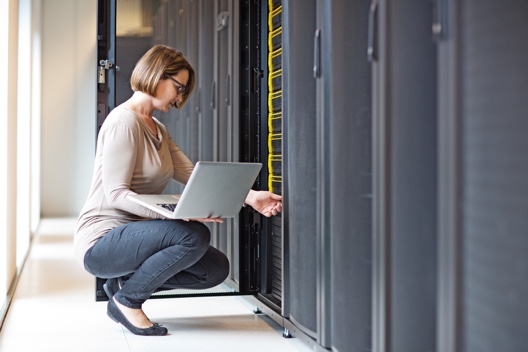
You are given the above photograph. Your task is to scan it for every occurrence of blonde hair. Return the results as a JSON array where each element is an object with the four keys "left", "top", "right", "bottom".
[{"left": 130, "top": 45, "right": 195, "bottom": 109}]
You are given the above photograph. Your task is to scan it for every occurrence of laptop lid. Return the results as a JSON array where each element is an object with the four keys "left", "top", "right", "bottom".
[{"left": 128, "top": 161, "right": 262, "bottom": 219}]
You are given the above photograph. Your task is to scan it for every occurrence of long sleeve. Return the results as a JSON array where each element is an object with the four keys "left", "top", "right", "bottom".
[{"left": 100, "top": 116, "right": 166, "bottom": 219}]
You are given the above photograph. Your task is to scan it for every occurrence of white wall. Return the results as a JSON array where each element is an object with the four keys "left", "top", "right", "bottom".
[
  {"left": 30, "top": 0, "right": 42, "bottom": 231},
  {"left": 41, "top": 0, "right": 96, "bottom": 217}
]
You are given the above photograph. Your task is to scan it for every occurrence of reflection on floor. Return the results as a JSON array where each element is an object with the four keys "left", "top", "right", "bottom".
[{"left": 0, "top": 218, "right": 310, "bottom": 352}]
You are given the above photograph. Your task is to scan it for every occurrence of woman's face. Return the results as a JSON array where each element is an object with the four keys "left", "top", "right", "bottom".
[{"left": 153, "top": 69, "right": 189, "bottom": 112}]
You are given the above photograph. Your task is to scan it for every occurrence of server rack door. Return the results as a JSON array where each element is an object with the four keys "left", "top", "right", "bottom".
[
  {"left": 438, "top": 1, "right": 528, "bottom": 351},
  {"left": 371, "top": 0, "right": 438, "bottom": 351},
  {"left": 323, "top": 1, "right": 373, "bottom": 351},
  {"left": 281, "top": 0, "right": 319, "bottom": 342},
  {"left": 95, "top": 0, "right": 259, "bottom": 301},
  {"left": 315, "top": 1, "right": 331, "bottom": 348}
]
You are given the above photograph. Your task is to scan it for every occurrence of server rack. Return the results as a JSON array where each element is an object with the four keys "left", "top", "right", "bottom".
[
  {"left": 253, "top": 3, "right": 375, "bottom": 352},
  {"left": 243, "top": 0, "right": 288, "bottom": 328},
  {"left": 370, "top": 1, "right": 438, "bottom": 351},
  {"left": 321, "top": 1, "right": 373, "bottom": 351},
  {"left": 280, "top": 0, "right": 319, "bottom": 344},
  {"left": 437, "top": 1, "right": 528, "bottom": 351}
]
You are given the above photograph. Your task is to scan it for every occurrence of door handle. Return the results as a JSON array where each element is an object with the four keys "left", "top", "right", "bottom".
[
  {"left": 252, "top": 68, "right": 263, "bottom": 93},
  {"left": 210, "top": 81, "right": 216, "bottom": 109},
  {"left": 225, "top": 74, "right": 230, "bottom": 106},
  {"left": 98, "top": 59, "right": 119, "bottom": 84},
  {"left": 313, "top": 29, "right": 321, "bottom": 78}
]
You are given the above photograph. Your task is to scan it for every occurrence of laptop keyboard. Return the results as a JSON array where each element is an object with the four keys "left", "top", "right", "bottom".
[
  {"left": 156, "top": 195, "right": 180, "bottom": 212},
  {"left": 158, "top": 203, "right": 177, "bottom": 211}
]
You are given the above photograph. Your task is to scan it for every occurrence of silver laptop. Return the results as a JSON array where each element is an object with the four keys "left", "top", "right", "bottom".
[{"left": 127, "top": 161, "right": 262, "bottom": 219}]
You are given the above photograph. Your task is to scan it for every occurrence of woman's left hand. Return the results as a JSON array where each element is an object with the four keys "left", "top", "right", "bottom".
[{"left": 245, "top": 190, "right": 283, "bottom": 217}]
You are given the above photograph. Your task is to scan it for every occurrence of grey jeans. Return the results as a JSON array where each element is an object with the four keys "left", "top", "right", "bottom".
[{"left": 83, "top": 219, "right": 229, "bottom": 309}]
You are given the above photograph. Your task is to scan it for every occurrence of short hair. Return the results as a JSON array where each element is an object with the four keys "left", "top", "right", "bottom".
[{"left": 130, "top": 45, "right": 195, "bottom": 109}]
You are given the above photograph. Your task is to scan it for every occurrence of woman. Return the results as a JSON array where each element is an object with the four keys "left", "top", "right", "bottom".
[{"left": 74, "top": 45, "right": 282, "bottom": 336}]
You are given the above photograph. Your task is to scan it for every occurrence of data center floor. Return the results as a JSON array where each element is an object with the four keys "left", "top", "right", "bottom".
[{"left": 0, "top": 218, "right": 309, "bottom": 352}]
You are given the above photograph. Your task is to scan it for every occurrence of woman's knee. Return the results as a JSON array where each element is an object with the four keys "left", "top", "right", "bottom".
[
  {"left": 159, "top": 220, "right": 211, "bottom": 248},
  {"left": 185, "top": 221, "right": 211, "bottom": 249}
]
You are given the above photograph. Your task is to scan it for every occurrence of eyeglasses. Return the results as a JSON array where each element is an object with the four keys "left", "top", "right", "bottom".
[{"left": 163, "top": 74, "right": 187, "bottom": 95}]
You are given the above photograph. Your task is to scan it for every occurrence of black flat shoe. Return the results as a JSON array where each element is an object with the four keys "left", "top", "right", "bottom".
[{"left": 107, "top": 298, "right": 168, "bottom": 336}]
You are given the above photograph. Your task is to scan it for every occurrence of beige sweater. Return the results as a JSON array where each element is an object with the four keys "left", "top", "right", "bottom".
[{"left": 74, "top": 106, "right": 194, "bottom": 266}]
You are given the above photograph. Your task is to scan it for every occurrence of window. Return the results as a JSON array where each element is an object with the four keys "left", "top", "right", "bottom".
[{"left": 0, "top": 0, "right": 10, "bottom": 304}]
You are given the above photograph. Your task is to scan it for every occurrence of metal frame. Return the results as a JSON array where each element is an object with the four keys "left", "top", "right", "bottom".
[
  {"left": 252, "top": 0, "right": 284, "bottom": 313},
  {"left": 315, "top": 1, "right": 331, "bottom": 348},
  {"left": 437, "top": 0, "right": 462, "bottom": 350},
  {"left": 96, "top": 0, "right": 116, "bottom": 135},
  {"left": 370, "top": 1, "right": 392, "bottom": 351},
  {"left": 238, "top": 0, "right": 262, "bottom": 294}
]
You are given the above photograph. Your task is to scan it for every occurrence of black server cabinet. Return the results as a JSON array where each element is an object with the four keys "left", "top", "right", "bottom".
[
  {"left": 370, "top": 0, "right": 438, "bottom": 351},
  {"left": 281, "top": 0, "right": 319, "bottom": 343},
  {"left": 437, "top": 1, "right": 528, "bottom": 351},
  {"left": 247, "top": 0, "right": 286, "bottom": 324},
  {"left": 251, "top": 2, "right": 331, "bottom": 349},
  {"left": 264, "top": 1, "right": 374, "bottom": 351},
  {"left": 319, "top": 1, "right": 373, "bottom": 351},
  {"left": 253, "top": 2, "right": 375, "bottom": 351}
]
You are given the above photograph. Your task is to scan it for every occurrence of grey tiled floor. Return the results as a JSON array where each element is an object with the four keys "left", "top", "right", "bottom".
[{"left": 0, "top": 218, "right": 310, "bottom": 352}]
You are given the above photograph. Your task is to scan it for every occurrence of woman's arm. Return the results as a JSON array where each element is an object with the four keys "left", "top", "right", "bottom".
[{"left": 167, "top": 134, "right": 195, "bottom": 185}]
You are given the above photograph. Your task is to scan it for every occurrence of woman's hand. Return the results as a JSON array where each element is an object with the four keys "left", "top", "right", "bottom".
[{"left": 245, "top": 190, "right": 283, "bottom": 217}]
